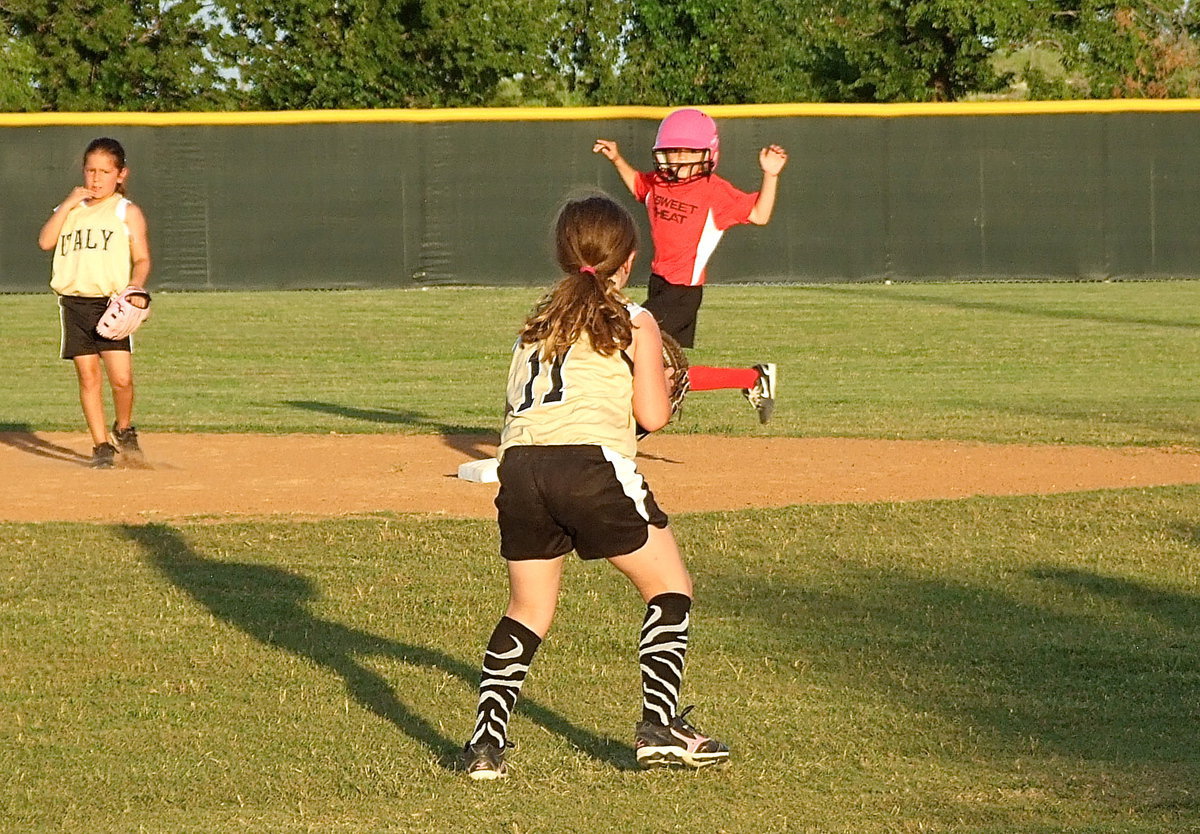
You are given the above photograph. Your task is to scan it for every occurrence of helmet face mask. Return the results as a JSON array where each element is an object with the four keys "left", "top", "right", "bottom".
[
  {"left": 652, "top": 148, "right": 714, "bottom": 182},
  {"left": 652, "top": 108, "right": 720, "bottom": 182}
]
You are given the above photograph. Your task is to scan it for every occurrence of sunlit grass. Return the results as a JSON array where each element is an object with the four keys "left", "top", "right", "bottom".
[
  {"left": 2, "top": 488, "right": 1199, "bottom": 832},
  {"left": 4, "top": 281, "right": 1198, "bottom": 444}
]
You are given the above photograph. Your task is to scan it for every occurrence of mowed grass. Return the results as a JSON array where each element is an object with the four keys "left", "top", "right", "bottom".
[
  {"left": 3, "top": 281, "right": 1198, "bottom": 444},
  {"left": 3, "top": 489, "right": 1199, "bottom": 833},
  {"left": 3, "top": 282, "right": 1199, "bottom": 832}
]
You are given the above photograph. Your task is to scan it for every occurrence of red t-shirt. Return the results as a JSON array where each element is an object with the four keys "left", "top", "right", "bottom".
[{"left": 634, "top": 171, "right": 758, "bottom": 286}]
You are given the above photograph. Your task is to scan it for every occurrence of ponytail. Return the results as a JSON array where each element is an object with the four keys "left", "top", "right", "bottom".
[{"left": 519, "top": 194, "right": 638, "bottom": 359}]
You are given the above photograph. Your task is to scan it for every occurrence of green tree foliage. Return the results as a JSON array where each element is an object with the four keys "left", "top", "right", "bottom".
[
  {"left": 542, "top": 0, "right": 627, "bottom": 104},
  {"left": 602, "top": 0, "right": 825, "bottom": 104},
  {"left": 0, "top": 33, "right": 43, "bottom": 109},
  {"left": 214, "top": 0, "right": 561, "bottom": 108},
  {"left": 4, "top": 0, "right": 1199, "bottom": 110},
  {"left": 1049, "top": 1, "right": 1200, "bottom": 97},
  {"left": 1, "top": 0, "right": 232, "bottom": 111},
  {"left": 806, "top": 0, "right": 1039, "bottom": 101}
]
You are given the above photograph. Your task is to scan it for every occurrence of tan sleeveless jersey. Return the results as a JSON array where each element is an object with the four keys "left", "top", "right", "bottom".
[
  {"left": 50, "top": 196, "right": 133, "bottom": 297},
  {"left": 499, "top": 316, "right": 642, "bottom": 460}
]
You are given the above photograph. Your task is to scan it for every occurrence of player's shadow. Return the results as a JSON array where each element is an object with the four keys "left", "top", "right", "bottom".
[
  {"left": 634, "top": 447, "right": 684, "bottom": 464},
  {"left": 1000, "top": 403, "right": 1198, "bottom": 445},
  {"left": 119, "top": 522, "right": 632, "bottom": 770},
  {"left": 281, "top": 400, "right": 497, "bottom": 460},
  {"left": 0, "top": 423, "right": 91, "bottom": 465},
  {"left": 708, "top": 561, "right": 1199, "bottom": 764},
  {"left": 1029, "top": 565, "right": 1200, "bottom": 632},
  {"left": 807, "top": 284, "right": 1200, "bottom": 331},
  {"left": 1168, "top": 521, "right": 1200, "bottom": 550}
]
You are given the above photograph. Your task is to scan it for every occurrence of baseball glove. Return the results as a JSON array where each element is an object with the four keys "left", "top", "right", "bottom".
[
  {"left": 95, "top": 286, "right": 151, "bottom": 340},
  {"left": 638, "top": 332, "right": 690, "bottom": 439},
  {"left": 660, "top": 332, "right": 690, "bottom": 419}
]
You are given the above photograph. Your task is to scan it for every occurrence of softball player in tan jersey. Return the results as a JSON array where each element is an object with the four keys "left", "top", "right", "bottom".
[
  {"left": 463, "top": 193, "right": 729, "bottom": 781},
  {"left": 38, "top": 137, "right": 151, "bottom": 469},
  {"left": 499, "top": 322, "right": 641, "bottom": 460}
]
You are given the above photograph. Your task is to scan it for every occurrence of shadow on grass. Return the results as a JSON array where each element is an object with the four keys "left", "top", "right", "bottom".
[
  {"left": 974, "top": 403, "right": 1200, "bottom": 444},
  {"left": 0, "top": 423, "right": 90, "bottom": 465},
  {"left": 283, "top": 399, "right": 688, "bottom": 465},
  {"left": 121, "top": 522, "right": 633, "bottom": 771},
  {"left": 280, "top": 400, "right": 498, "bottom": 460},
  {"left": 1168, "top": 522, "right": 1200, "bottom": 550},
  {"left": 1031, "top": 566, "right": 1200, "bottom": 632},
  {"left": 806, "top": 284, "right": 1200, "bottom": 330},
  {"left": 708, "top": 563, "right": 1199, "bottom": 764}
]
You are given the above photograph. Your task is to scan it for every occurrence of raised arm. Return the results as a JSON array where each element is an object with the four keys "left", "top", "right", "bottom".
[
  {"left": 37, "top": 187, "right": 91, "bottom": 251},
  {"left": 747, "top": 144, "right": 788, "bottom": 226},
  {"left": 593, "top": 139, "right": 640, "bottom": 197}
]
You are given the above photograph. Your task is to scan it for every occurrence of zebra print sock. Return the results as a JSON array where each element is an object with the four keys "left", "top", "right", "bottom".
[
  {"left": 640, "top": 592, "right": 692, "bottom": 725},
  {"left": 469, "top": 616, "right": 542, "bottom": 748}
]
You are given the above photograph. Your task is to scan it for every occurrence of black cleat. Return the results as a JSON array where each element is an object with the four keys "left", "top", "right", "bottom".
[
  {"left": 463, "top": 741, "right": 508, "bottom": 781},
  {"left": 90, "top": 442, "right": 117, "bottom": 469},
  {"left": 111, "top": 422, "right": 145, "bottom": 466},
  {"left": 635, "top": 706, "right": 730, "bottom": 769}
]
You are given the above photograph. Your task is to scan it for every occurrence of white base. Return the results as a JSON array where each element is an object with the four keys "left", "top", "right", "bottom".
[{"left": 457, "top": 457, "right": 499, "bottom": 483}]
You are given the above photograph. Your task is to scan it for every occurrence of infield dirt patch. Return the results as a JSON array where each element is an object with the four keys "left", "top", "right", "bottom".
[{"left": 3, "top": 431, "right": 1200, "bottom": 524}]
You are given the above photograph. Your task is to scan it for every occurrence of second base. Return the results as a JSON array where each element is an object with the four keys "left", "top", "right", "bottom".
[{"left": 458, "top": 457, "right": 500, "bottom": 483}]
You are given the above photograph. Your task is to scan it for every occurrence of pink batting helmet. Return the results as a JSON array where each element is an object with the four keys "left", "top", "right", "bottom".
[{"left": 652, "top": 108, "right": 719, "bottom": 181}]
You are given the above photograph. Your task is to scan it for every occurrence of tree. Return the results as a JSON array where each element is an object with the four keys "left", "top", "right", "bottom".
[
  {"left": 808, "top": 0, "right": 1040, "bottom": 101},
  {"left": 1049, "top": 1, "right": 1200, "bottom": 97},
  {"left": 8, "top": 0, "right": 1196, "bottom": 111},
  {"left": 543, "top": 0, "right": 628, "bottom": 104},
  {"left": 600, "top": 0, "right": 825, "bottom": 105},
  {"left": 214, "top": 0, "right": 561, "bottom": 109},
  {"left": 2, "top": 0, "right": 232, "bottom": 111},
  {"left": 0, "top": 33, "right": 43, "bottom": 110}
]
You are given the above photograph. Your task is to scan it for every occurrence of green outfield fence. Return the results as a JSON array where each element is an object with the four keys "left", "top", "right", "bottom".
[{"left": 2, "top": 101, "right": 1199, "bottom": 291}]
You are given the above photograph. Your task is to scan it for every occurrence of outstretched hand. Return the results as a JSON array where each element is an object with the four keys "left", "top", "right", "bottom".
[
  {"left": 759, "top": 144, "right": 788, "bottom": 176},
  {"left": 593, "top": 139, "right": 621, "bottom": 161}
]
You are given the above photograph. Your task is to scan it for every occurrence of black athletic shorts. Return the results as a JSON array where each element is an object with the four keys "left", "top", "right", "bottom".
[
  {"left": 495, "top": 444, "right": 669, "bottom": 561},
  {"left": 58, "top": 295, "right": 131, "bottom": 359},
  {"left": 642, "top": 273, "right": 703, "bottom": 348}
]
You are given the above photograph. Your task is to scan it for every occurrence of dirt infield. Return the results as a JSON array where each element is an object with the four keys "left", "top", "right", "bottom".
[{"left": 3, "top": 431, "right": 1200, "bottom": 524}]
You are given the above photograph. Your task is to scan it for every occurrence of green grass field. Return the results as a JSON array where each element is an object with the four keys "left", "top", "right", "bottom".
[
  {"left": 2, "top": 282, "right": 1199, "bottom": 832},
  {"left": 4, "top": 281, "right": 1199, "bottom": 443}
]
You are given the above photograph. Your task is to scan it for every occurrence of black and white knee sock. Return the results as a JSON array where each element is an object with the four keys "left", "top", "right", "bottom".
[
  {"left": 639, "top": 592, "right": 692, "bottom": 725},
  {"left": 469, "top": 616, "right": 541, "bottom": 748}
]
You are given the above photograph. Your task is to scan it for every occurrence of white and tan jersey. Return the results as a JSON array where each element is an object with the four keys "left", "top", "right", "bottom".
[
  {"left": 50, "top": 196, "right": 134, "bottom": 298},
  {"left": 499, "top": 304, "right": 646, "bottom": 460}
]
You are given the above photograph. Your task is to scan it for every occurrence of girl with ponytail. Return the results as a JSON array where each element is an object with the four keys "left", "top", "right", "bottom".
[{"left": 463, "top": 192, "right": 730, "bottom": 780}]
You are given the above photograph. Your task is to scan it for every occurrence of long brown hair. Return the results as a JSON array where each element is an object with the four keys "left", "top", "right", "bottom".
[{"left": 519, "top": 193, "right": 638, "bottom": 359}]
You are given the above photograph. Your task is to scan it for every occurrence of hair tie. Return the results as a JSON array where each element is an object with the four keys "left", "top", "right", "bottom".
[{"left": 579, "top": 266, "right": 597, "bottom": 276}]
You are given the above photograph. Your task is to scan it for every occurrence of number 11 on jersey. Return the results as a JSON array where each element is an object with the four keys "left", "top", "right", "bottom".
[{"left": 512, "top": 348, "right": 571, "bottom": 414}]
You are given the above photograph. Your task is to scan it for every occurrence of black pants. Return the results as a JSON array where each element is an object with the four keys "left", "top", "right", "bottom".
[{"left": 642, "top": 274, "right": 703, "bottom": 348}]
